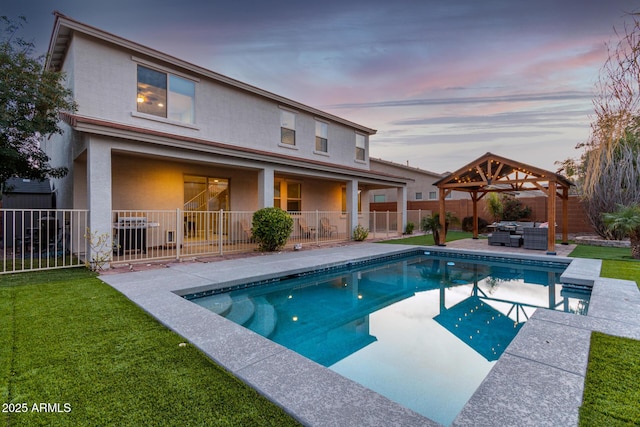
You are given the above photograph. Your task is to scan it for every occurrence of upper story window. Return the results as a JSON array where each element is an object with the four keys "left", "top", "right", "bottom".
[
  {"left": 355, "top": 133, "right": 366, "bottom": 161},
  {"left": 315, "top": 121, "right": 328, "bottom": 152},
  {"left": 415, "top": 192, "right": 423, "bottom": 200},
  {"left": 137, "top": 65, "right": 195, "bottom": 124},
  {"left": 281, "top": 110, "right": 296, "bottom": 146}
]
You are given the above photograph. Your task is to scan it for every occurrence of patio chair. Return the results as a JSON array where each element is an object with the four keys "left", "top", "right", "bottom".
[
  {"left": 319, "top": 217, "right": 338, "bottom": 237},
  {"left": 523, "top": 227, "right": 548, "bottom": 250},
  {"left": 240, "top": 218, "right": 254, "bottom": 242},
  {"left": 298, "top": 217, "right": 315, "bottom": 238}
]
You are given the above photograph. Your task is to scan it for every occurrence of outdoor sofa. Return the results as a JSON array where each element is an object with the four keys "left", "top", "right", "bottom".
[{"left": 488, "top": 221, "right": 548, "bottom": 249}]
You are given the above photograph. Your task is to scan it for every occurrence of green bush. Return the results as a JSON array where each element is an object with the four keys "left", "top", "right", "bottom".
[
  {"left": 353, "top": 224, "right": 369, "bottom": 241},
  {"left": 251, "top": 208, "right": 293, "bottom": 251},
  {"left": 404, "top": 222, "right": 415, "bottom": 234},
  {"left": 461, "top": 216, "right": 489, "bottom": 232},
  {"left": 501, "top": 195, "right": 532, "bottom": 221}
]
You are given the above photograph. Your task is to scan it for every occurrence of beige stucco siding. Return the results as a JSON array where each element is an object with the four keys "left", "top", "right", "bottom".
[{"left": 68, "top": 34, "right": 369, "bottom": 171}]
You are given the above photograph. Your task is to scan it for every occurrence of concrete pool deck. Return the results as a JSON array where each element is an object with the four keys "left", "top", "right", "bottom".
[{"left": 100, "top": 241, "right": 640, "bottom": 426}]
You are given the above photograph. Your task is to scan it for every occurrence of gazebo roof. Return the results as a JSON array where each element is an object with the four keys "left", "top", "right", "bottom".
[{"left": 433, "top": 152, "right": 573, "bottom": 194}]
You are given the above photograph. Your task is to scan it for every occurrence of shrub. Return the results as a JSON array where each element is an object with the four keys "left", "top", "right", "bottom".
[
  {"left": 251, "top": 208, "right": 293, "bottom": 251},
  {"left": 461, "top": 216, "right": 489, "bottom": 232},
  {"left": 501, "top": 195, "right": 532, "bottom": 221},
  {"left": 421, "top": 212, "right": 459, "bottom": 244},
  {"left": 404, "top": 222, "right": 415, "bottom": 234},
  {"left": 353, "top": 224, "right": 369, "bottom": 241}
]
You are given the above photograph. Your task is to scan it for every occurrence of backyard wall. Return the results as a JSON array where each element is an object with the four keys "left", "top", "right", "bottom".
[{"left": 371, "top": 195, "right": 594, "bottom": 234}]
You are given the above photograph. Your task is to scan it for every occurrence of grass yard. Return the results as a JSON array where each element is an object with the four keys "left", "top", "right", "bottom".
[
  {"left": 568, "top": 245, "right": 640, "bottom": 425},
  {"left": 381, "top": 230, "right": 473, "bottom": 246},
  {"left": 0, "top": 269, "right": 300, "bottom": 427},
  {"left": 569, "top": 245, "right": 640, "bottom": 288},
  {"left": 579, "top": 332, "right": 640, "bottom": 426}
]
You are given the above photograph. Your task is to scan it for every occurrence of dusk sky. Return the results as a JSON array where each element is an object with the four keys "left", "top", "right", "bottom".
[{"left": 4, "top": 0, "right": 639, "bottom": 173}]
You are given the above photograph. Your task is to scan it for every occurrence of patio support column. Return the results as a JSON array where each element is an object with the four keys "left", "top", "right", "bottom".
[
  {"left": 547, "top": 180, "right": 557, "bottom": 255},
  {"left": 346, "top": 179, "right": 359, "bottom": 238},
  {"left": 396, "top": 185, "right": 407, "bottom": 234},
  {"left": 86, "top": 137, "right": 112, "bottom": 266},
  {"left": 258, "top": 166, "right": 274, "bottom": 208}
]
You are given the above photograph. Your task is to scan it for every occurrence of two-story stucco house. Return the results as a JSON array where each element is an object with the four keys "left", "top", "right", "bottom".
[
  {"left": 369, "top": 158, "right": 469, "bottom": 203},
  {"left": 42, "top": 13, "right": 408, "bottom": 260}
]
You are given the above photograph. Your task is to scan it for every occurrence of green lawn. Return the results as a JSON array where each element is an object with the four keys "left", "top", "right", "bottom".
[
  {"left": 0, "top": 269, "right": 300, "bottom": 426},
  {"left": 381, "top": 230, "right": 473, "bottom": 246},
  {"left": 569, "top": 245, "right": 640, "bottom": 426},
  {"left": 579, "top": 332, "right": 640, "bottom": 426},
  {"left": 569, "top": 245, "right": 640, "bottom": 288}
]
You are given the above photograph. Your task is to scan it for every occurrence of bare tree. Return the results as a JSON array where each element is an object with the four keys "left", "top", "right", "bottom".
[{"left": 570, "top": 13, "right": 640, "bottom": 238}]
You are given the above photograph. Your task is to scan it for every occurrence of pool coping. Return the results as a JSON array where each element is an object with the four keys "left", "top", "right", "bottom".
[{"left": 99, "top": 243, "right": 640, "bottom": 426}]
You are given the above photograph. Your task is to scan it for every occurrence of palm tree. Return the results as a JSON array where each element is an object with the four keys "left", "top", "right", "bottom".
[
  {"left": 421, "top": 212, "right": 459, "bottom": 244},
  {"left": 486, "top": 192, "right": 503, "bottom": 223},
  {"left": 602, "top": 204, "right": 640, "bottom": 259}
]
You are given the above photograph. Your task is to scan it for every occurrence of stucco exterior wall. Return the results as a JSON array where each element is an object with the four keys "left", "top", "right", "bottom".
[
  {"left": 111, "top": 154, "right": 259, "bottom": 211},
  {"left": 68, "top": 34, "right": 369, "bottom": 171},
  {"left": 369, "top": 159, "right": 469, "bottom": 202}
]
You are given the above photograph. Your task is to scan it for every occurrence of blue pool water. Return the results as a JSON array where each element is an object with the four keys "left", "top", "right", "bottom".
[{"left": 189, "top": 252, "right": 589, "bottom": 425}]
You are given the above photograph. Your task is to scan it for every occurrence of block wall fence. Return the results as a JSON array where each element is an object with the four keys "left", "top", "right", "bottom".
[{"left": 371, "top": 195, "right": 594, "bottom": 234}]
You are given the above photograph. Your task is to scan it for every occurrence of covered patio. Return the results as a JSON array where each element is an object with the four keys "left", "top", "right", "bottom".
[{"left": 433, "top": 152, "right": 574, "bottom": 254}]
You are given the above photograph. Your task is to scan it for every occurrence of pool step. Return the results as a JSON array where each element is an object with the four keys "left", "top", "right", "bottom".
[
  {"left": 193, "top": 293, "right": 232, "bottom": 315},
  {"left": 246, "top": 297, "right": 277, "bottom": 338},
  {"left": 225, "top": 296, "right": 255, "bottom": 326}
]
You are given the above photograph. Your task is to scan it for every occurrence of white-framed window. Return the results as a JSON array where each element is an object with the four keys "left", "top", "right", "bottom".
[
  {"left": 341, "top": 187, "right": 362, "bottom": 214},
  {"left": 273, "top": 182, "right": 281, "bottom": 208},
  {"left": 273, "top": 181, "right": 302, "bottom": 211},
  {"left": 286, "top": 182, "right": 302, "bottom": 211},
  {"left": 415, "top": 192, "right": 423, "bottom": 200},
  {"left": 373, "top": 194, "right": 386, "bottom": 203},
  {"left": 315, "top": 121, "right": 328, "bottom": 152},
  {"left": 281, "top": 110, "right": 296, "bottom": 146},
  {"left": 137, "top": 65, "right": 195, "bottom": 124},
  {"left": 355, "top": 133, "right": 366, "bottom": 161}
]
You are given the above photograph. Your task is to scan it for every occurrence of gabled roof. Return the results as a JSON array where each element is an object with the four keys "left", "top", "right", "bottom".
[
  {"left": 433, "top": 152, "right": 573, "bottom": 193},
  {"left": 46, "top": 12, "right": 376, "bottom": 136},
  {"left": 369, "top": 157, "right": 444, "bottom": 178}
]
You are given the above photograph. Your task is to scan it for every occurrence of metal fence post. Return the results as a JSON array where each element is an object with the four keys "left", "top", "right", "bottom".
[
  {"left": 219, "top": 209, "right": 224, "bottom": 255},
  {"left": 175, "top": 208, "right": 181, "bottom": 260},
  {"left": 386, "top": 211, "right": 390, "bottom": 238}
]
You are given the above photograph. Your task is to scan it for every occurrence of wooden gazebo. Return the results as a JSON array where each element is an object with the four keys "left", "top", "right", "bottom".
[{"left": 433, "top": 152, "right": 574, "bottom": 254}]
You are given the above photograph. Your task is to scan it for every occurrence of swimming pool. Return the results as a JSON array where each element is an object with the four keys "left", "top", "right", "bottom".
[{"left": 188, "top": 251, "right": 590, "bottom": 425}]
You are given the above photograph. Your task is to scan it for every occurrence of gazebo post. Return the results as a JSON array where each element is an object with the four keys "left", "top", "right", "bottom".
[
  {"left": 472, "top": 191, "right": 479, "bottom": 239},
  {"left": 438, "top": 187, "right": 446, "bottom": 246},
  {"left": 561, "top": 187, "right": 569, "bottom": 245},
  {"left": 547, "top": 181, "right": 557, "bottom": 255}
]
